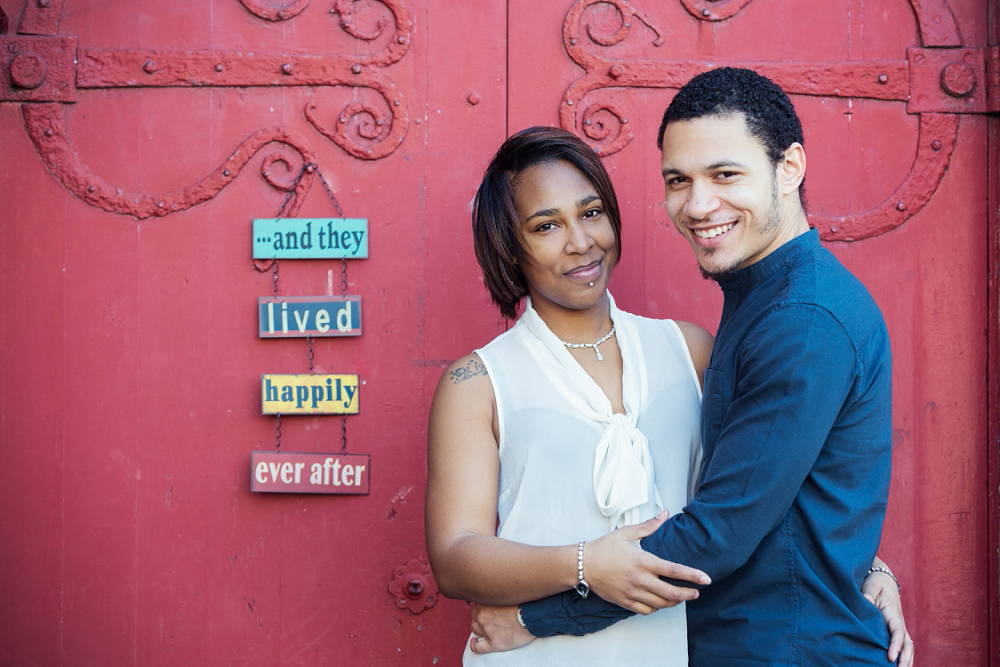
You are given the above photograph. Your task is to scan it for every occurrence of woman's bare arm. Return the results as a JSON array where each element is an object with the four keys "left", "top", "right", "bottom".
[{"left": 425, "top": 353, "right": 578, "bottom": 605}]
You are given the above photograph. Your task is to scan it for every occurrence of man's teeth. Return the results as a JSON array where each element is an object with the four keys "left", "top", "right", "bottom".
[{"left": 693, "top": 223, "right": 734, "bottom": 239}]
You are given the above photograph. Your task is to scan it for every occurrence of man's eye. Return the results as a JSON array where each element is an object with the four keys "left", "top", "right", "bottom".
[
  {"left": 665, "top": 177, "right": 687, "bottom": 187},
  {"left": 717, "top": 171, "right": 738, "bottom": 179}
]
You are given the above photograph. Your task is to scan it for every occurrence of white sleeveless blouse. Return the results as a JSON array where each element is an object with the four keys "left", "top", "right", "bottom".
[{"left": 463, "top": 300, "right": 702, "bottom": 666}]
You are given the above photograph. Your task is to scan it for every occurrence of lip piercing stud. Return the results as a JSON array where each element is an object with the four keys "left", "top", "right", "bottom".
[{"left": 589, "top": 282, "right": 594, "bottom": 287}]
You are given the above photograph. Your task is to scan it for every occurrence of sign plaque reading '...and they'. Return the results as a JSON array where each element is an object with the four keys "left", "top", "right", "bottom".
[
  {"left": 250, "top": 451, "right": 370, "bottom": 494},
  {"left": 259, "top": 296, "right": 361, "bottom": 338},
  {"left": 253, "top": 218, "right": 368, "bottom": 259},
  {"left": 262, "top": 374, "right": 359, "bottom": 415}
]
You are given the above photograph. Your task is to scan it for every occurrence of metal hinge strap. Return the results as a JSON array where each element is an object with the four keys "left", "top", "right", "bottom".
[{"left": 987, "top": 46, "right": 1000, "bottom": 114}]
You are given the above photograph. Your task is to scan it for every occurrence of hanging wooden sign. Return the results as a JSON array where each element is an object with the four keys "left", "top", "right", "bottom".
[
  {"left": 250, "top": 451, "right": 370, "bottom": 494},
  {"left": 258, "top": 296, "right": 361, "bottom": 338},
  {"left": 253, "top": 218, "right": 368, "bottom": 259},
  {"left": 261, "top": 374, "right": 360, "bottom": 414}
]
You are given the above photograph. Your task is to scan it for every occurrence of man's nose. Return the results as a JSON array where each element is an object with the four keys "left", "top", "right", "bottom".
[{"left": 683, "top": 181, "right": 720, "bottom": 220}]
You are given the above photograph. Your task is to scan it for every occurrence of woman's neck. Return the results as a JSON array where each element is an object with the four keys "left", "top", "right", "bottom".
[{"left": 528, "top": 292, "right": 614, "bottom": 344}]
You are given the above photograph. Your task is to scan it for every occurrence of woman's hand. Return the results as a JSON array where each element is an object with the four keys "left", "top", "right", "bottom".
[
  {"left": 585, "top": 510, "right": 711, "bottom": 614},
  {"left": 863, "top": 561, "right": 912, "bottom": 666},
  {"left": 469, "top": 603, "right": 535, "bottom": 655}
]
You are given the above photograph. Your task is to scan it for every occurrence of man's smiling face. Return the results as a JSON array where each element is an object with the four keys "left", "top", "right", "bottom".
[{"left": 661, "top": 113, "right": 803, "bottom": 280}]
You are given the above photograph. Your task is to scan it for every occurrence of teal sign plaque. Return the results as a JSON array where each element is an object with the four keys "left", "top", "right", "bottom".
[{"left": 253, "top": 218, "right": 368, "bottom": 259}]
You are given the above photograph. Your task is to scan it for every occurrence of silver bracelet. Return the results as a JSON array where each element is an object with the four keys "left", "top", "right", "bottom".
[
  {"left": 574, "top": 540, "right": 590, "bottom": 598},
  {"left": 866, "top": 565, "right": 901, "bottom": 593}
]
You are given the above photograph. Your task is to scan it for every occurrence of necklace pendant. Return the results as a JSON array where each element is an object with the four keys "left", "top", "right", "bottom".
[{"left": 595, "top": 348, "right": 604, "bottom": 361}]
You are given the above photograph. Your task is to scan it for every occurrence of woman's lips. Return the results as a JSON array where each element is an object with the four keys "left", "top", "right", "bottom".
[{"left": 566, "top": 259, "right": 602, "bottom": 281}]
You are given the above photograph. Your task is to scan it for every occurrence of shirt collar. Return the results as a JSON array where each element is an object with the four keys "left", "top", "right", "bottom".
[{"left": 717, "top": 228, "right": 820, "bottom": 291}]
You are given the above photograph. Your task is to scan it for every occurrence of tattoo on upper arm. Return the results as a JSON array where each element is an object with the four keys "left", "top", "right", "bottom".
[{"left": 450, "top": 359, "right": 488, "bottom": 384}]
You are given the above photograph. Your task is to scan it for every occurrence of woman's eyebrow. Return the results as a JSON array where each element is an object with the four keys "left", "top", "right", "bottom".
[
  {"left": 525, "top": 196, "right": 602, "bottom": 224},
  {"left": 524, "top": 206, "right": 560, "bottom": 224}
]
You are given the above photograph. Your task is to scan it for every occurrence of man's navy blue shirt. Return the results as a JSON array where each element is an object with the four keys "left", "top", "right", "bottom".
[{"left": 521, "top": 230, "right": 893, "bottom": 666}]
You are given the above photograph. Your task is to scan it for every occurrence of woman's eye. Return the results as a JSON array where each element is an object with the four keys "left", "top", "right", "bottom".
[
  {"left": 583, "top": 208, "right": 603, "bottom": 219},
  {"left": 535, "top": 221, "right": 556, "bottom": 232}
]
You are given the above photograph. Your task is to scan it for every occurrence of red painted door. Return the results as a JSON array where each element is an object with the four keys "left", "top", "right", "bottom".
[
  {"left": 1, "top": 0, "right": 996, "bottom": 665},
  {"left": 507, "top": 0, "right": 997, "bottom": 665},
  {"left": 0, "top": 0, "right": 506, "bottom": 664}
]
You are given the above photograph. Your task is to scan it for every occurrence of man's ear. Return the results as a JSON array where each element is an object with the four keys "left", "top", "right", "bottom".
[{"left": 778, "top": 142, "right": 806, "bottom": 195}]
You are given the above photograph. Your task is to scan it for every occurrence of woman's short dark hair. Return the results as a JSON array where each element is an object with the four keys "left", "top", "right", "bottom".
[{"left": 472, "top": 126, "right": 622, "bottom": 320}]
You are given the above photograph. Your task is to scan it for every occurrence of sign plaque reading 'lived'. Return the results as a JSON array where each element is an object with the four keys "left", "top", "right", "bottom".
[{"left": 258, "top": 296, "right": 361, "bottom": 338}]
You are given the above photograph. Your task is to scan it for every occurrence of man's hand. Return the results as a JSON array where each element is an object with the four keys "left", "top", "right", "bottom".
[
  {"left": 863, "top": 572, "right": 913, "bottom": 666},
  {"left": 468, "top": 603, "right": 535, "bottom": 655},
  {"left": 586, "top": 510, "right": 711, "bottom": 614}
]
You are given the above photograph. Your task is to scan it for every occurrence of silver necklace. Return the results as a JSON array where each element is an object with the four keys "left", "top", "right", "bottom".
[{"left": 561, "top": 325, "right": 616, "bottom": 361}]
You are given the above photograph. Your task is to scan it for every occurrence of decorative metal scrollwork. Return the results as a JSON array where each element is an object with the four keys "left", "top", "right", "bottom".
[
  {"left": 680, "top": 0, "right": 755, "bottom": 22},
  {"left": 238, "top": 0, "right": 310, "bottom": 22},
  {"left": 3, "top": 0, "right": 411, "bottom": 219},
  {"left": 560, "top": 0, "right": 973, "bottom": 241}
]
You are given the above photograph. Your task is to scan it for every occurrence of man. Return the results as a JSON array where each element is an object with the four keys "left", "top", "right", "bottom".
[{"left": 471, "top": 67, "right": 911, "bottom": 665}]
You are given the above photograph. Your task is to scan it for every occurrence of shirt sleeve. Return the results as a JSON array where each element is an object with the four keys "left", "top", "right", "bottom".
[{"left": 521, "top": 304, "right": 859, "bottom": 637}]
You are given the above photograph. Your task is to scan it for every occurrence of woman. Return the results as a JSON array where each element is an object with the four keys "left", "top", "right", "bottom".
[{"left": 424, "top": 127, "right": 907, "bottom": 665}]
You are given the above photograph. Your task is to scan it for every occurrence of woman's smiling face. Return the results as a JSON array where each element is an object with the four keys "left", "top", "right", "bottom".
[{"left": 512, "top": 159, "right": 618, "bottom": 316}]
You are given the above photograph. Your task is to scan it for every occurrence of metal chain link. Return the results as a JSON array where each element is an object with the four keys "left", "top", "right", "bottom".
[
  {"left": 275, "top": 413, "right": 282, "bottom": 452},
  {"left": 340, "top": 416, "right": 348, "bottom": 453},
  {"left": 312, "top": 165, "right": 345, "bottom": 217},
  {"left": 307, "top": 336, "right": 315, "bottom": 373}
]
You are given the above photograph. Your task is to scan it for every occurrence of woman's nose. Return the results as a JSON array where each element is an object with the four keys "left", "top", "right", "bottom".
[{"left": 565, "top": 221, "right": 594, "bottom": 253}]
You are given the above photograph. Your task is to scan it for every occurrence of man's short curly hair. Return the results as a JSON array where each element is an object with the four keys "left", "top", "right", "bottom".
[{"left": 657, "top": 67, "right": 806, "bottom": 204}]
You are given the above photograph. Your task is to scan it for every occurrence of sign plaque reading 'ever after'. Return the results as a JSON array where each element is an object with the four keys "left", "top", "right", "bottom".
[
  {"left": 253, "top": 218, "right": 368, "bottom": 259},
  {"left": 250, "top": 451, "right": 370, "bottom": 494}
]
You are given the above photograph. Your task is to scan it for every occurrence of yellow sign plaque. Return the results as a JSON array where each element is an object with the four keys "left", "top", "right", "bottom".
[{"left": 261, "top": 374, "right": 359, "bottom": 415}]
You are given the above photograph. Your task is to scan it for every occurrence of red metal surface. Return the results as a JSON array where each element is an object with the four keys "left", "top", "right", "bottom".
[
  {"left": 388, "top": 559, "right": 439, "bottom": 615},
  {"left": 15, "top": 0, "right": 63, "bottom": 35},
  {"left": 0, "top": 35, "right": 76, "bottom": 101},
  {"left": 987, "top": 8, "right": 999, "bottom": 667},
  {"left": 907, "top": 46, "right": 988, "bottom": 112}
]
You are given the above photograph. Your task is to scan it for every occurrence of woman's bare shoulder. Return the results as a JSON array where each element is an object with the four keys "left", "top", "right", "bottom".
[{"left": 673, "top": 321, "right": 713, "bottom": 386}]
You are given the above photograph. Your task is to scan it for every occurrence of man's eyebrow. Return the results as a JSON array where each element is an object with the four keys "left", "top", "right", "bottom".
[
  {"left": 707, "top": 160, "right": 746, "bottom": 171},
  {"left": 524, "top": 195, "right": 602, "bottom": 224},
  {"left": 662, "top": 160, "right": 747, "bottom": 177}
]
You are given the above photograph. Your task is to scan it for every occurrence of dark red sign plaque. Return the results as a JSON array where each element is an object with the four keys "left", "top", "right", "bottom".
[{"left": 250, "top": 451, "right": 370, "bottom": 495}]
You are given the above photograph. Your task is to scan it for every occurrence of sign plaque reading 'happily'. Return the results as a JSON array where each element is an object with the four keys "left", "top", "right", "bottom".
[
  {"left": 250, "top": 451, "right": 370, "bottom": 494},
  {"left": 253, "top": 218, "right": 368, "bottom": 259},
  {"left": 258, "top": 296, "right": 361, "bottom": 338},
  {"left": 261, "top": 374, "right": 360, "bottom": 414}
]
